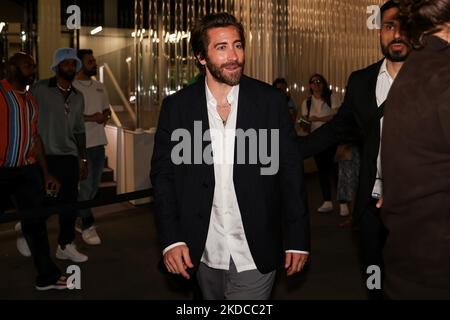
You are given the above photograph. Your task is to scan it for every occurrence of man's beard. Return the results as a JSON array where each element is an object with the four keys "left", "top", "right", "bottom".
[
  {"left": 58, "top": 67, "right": 76, "bottom": 81},
  {"left": 85, "top": 67, "right": 97, "bottom": 77},
  {"left": 206, "top": 58, "right": 244, "bottom": 86},
  {"left": 15, "top": 66, "right": 35, "bottom": 86},
  {"left": 382, "top": 39, "right": 410, "bottom": 62}
]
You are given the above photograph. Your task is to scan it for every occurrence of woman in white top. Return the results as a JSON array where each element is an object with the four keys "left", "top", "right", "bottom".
[{"left": 297, "top": 74, "right": 341, "bottom": 213}]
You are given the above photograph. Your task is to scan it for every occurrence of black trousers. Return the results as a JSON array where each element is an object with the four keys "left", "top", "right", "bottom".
[
  {"left": 359, "top": 199, "right": 388, "bottom": 300},
  {"left": 314, "top": 146, "right": 337, "bottom": 201},
  {"left": 0, "top": 164, "right": 61, "bottom": 287},
  {"left": 46, "top": 155, "right": 80, "bottom": 247}
]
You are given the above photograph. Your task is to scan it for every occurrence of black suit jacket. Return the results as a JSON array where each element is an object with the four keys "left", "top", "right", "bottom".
[
  {"left": 299, "top": 60, "right": 384, "bottom": 223},
  {"left": 150, "top": 75, "right": 310, "bottom": 274}
]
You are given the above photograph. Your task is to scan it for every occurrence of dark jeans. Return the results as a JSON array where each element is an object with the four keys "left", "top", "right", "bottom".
[
  {"left": 46, "top": 155, "right": 79, "bottom": 247},
  {"left": 0, "top": 164, "right": 61, "bottom": 287},
  {"left": 314, "top": 146, "right": 337, "bottom": 201},
  {"left": 77, "top": 146, "right": 105, "bottom": 229},
  {"left": 359, "top": 199, "right": 388, "bottom": 300}
]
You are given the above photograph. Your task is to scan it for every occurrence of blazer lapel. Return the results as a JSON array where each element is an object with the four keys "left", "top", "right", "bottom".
[
  {"left": 235, "top": 76, "right": 256, "bottom": 133},
  {"left": 367, "top": 60, "right": 384, "bottom": 159},
  {"left": 368, "top": 59, "right": 384, "bottom": 115},
  {"left": 233, "top": 76, "right": 258, "bottom": 202},
  {"left": 193, "top": 78, "right": 215, "bottom": 188}
]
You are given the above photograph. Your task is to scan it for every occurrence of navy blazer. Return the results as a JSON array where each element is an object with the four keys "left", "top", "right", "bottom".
[{"left": 150, "top": 75, "right": 310, "bottom": 273}]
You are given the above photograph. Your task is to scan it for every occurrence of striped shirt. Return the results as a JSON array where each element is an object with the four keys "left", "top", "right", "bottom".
[{"left": 0, "top": 79, "right": 39, "bottom": 167}]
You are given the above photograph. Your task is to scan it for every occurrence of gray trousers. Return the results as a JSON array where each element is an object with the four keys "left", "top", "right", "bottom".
[{"left": 196, "top": 258, "right": 276, "bottom": 300}]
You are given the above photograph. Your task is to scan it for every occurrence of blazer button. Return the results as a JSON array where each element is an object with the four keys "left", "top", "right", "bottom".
[{"left": 202, "top": 182, "right": 208, "bottom": 188}]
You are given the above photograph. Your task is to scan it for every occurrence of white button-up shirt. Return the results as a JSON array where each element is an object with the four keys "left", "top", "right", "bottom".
[
  {"left": 373, "top": 59, "right": 394, "bottom": 198},
  {"left": 200, "top": 82, "right": 258, "bottom": 272}
]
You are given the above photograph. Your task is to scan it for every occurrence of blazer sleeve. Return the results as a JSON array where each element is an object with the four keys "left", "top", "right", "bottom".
[
  {"left": 438, "top": 81, "right": 450, "bottom": 148},
  {"left": 150, "top": 96, "right": 184, "bottom": 251},
  {"left": 298, "top": 73, "right": 361, "bottom": 158},
  {"left": 277, "top": 93, "right": 310, "bottom": 252}
]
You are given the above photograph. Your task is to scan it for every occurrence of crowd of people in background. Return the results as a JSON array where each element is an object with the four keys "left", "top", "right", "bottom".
[{"left": 1, "top": 47, "right": 110, "bottom": 290}]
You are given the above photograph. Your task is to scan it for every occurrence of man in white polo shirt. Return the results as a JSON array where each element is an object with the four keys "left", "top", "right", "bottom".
[{"left": 73, "top": 49, "right": 111, "bottom": 245}]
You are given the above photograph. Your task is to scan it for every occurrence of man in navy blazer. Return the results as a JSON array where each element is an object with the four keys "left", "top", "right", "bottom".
[{"left": 150, "top": 12, "right": 310, "bottom": 300}]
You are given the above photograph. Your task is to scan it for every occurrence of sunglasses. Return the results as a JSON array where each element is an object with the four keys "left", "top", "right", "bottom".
[{"left": 310, "top": 79, "right": 322, "bottom": 84}]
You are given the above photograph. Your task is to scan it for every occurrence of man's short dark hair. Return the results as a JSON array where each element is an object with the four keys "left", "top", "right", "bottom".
[
  {"left": 380, "top": 0, "right": 400, "bottom": 20},
  {"left": 399, "top": 0, "right": 450, "bottom": 48},
  {"left": 191, "top": 12, "right": 245, "bottom": 71},
  {"left": 77, "top": 49, "right": 93, "bottom": 62},
  {"left": 272, "top": 78, "right": 287, "bottom": 87}
]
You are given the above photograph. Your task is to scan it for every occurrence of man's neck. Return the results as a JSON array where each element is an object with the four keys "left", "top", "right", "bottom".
[
  {"left": 56, "top": 76, "right": 72, "bottom": 90},
  {"left": 206, "top": 74, "right": 233, "bottom": 103},
  {"left": 76, "top": 72, "right": 91, "bottom": 81},
  {"left": 386, "top": 60, "right": 404, "bottom": 80}
]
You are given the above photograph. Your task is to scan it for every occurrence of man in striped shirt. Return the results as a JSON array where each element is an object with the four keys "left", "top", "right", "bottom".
[{"left": 0, "top": 53, "right": 68, "bottom": 290}]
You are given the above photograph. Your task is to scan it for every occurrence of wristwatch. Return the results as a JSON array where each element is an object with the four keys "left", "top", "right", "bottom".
[{"left": 81, "top": 158, "right": 88, "bottom": 164}]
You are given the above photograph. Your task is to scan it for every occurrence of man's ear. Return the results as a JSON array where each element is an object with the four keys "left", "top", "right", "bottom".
[{"left": 197, "top": 54, "right": 207, "bottom": 66}]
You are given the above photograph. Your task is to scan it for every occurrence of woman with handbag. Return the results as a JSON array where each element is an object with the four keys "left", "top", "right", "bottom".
[{"left": 297, "top": 74, "right": 341, "bottom": 213}]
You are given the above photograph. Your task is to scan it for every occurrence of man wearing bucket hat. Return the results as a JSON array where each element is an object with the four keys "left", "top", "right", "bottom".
[{"left": 16, "top": 47, "right": 89, "bottom": 263}]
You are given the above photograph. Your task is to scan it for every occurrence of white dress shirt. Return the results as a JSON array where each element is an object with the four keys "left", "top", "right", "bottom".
[
  {"left": 199, "top": 82, "right": 259, "bottom": 272},
  {"left": 373, "top": 59, "right": 394, "bottom": 198}
]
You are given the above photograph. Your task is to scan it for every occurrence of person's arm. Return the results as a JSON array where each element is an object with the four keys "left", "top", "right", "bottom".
[
  {"left": 32, "top": 135, "right": 60, "bottom": 194},
  {"left": 74, "top": 98, "right": 88, "bottom": 180},
  {"left": 310, "top": 114, "right": 335, "bottom": 122},
  {"left": 277, "top": 93, "right": 310, "bottom": 276},
  {"left": 299, "top": 74, "right": 359, "bottom": 159},
  {"left": 150, "top": 96, "right": 193, "bottom": 279},
  {"left": 84, "top": 113, "right": 105, "bottom": 123},
  {"left": 102, "top": 85, "right": 112, "bottom": 124},
  {"left": 438, "top": 84, "right": 450, "bottom": 148}
]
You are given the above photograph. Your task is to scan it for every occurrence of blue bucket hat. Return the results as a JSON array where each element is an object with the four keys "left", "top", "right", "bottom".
[{"left": 50, "top": 48, "right": 82, "bottom": 73}]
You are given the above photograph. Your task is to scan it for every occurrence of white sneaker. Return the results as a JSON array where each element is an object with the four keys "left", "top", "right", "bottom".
[
  {"left": 75, "top": 219, "right": 83, "bottom": 234},
  {"left": 56, "top": 243, "right": 88, "bottom": 263},
  {"left": 339, "top": 203, "right": 350, "bottom": 217},
  {"left": 318, "top": 201, "right": 333, "bottom": 213},
  {"left": 15, "top": 222, "right": 31, "bottom": 257},
  {"left": 81, "top": 226, "right": 101, "bottom": 246}
]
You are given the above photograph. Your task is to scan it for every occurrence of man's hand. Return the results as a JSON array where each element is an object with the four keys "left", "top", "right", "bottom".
[
  {"left": 85, "top": 112, "right": 106, "bottom": 124},
  {"left": 44, "top": 174, "right": 60, "bottom": 197},
  {"left": 285, "top": 252, "right": 308, "bottom": 276},
  {"left": 93, "top": 112, "right": 106, "bottom": 124},
  {"left": 102, "top": 109, "right": 111, "bottom": 125},
  {"left": 164, "top": 245, "right": 194, "bottom": 280},
  {"left": 79, "top": 160, "right": 88, "bottom": 181},
  {"left": 376, "top": 197, "right": 384, "bottom": 209}
]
